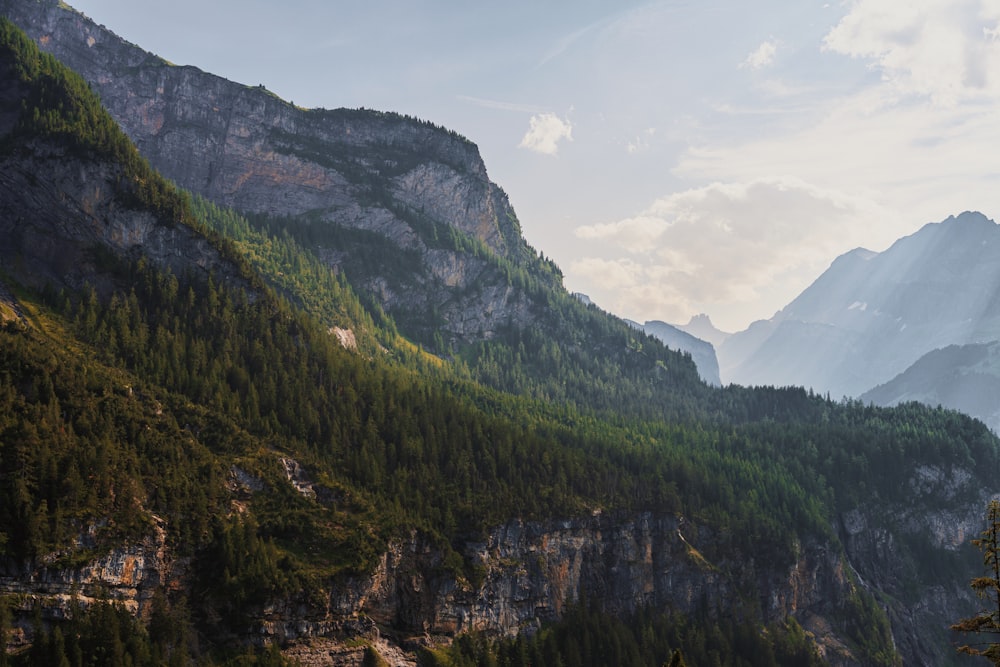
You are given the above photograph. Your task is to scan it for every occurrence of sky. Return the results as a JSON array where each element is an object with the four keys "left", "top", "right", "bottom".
[{"left": 66, "top": 0, "right": 1000, "bottom": 332}]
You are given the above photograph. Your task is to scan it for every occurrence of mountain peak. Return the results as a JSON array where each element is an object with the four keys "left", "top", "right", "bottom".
[
  {"left": 720, "top": 210, "right": 1000, "bottom": 397},
  {"left": 675, "top": 312, "right": 730, "bottom": 349},
  {"left": 949, "top": 210, "right": 994, "bottom": 225},
  {"left": 686, "top": 313, "right": 715, "bottom": 328}
]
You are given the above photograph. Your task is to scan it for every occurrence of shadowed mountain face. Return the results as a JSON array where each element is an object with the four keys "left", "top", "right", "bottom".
[
  {"left": 720, "top": 211, "right": 1000, "bottom": 397},
  {"left": 635, "top": 319, "right": 721, "bottom": 386},
  {"left": 862, "top": 342, "right": 1000, "bottom": 434}
]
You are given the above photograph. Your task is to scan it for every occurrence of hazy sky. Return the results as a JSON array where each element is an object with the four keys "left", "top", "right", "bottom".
[{"left": 66, "top": 0, "right": 1000, "bottom": 331}]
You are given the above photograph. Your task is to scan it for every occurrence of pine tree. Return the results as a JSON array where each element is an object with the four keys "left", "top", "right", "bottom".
[
  {"left": 666, "top": 649, "right": 688, "bottom": 667},
  {"left": 952, "top": 499, "right": 1000, "bottom": 664},
  {"left": 0, "top": 597, "right": 9, "bottom": 667}
]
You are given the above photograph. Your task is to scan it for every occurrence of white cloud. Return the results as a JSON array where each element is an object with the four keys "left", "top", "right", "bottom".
[
  {"left": 741, "top": 40, "right": 778, "bottom": 70},
  {"left": 822, "top": 0, "right": 1000, "bottom": 105},
  {"left": 570, "top": 177, "right": 894, "bottom": 330},
  {"left": 519, "top": 113, "right": 573, "bottom": 155},
  {"left": 626, "top": 127, "right": 656, "bottom": 153},
  {"left": 458, "top": 95, "right": 547, "bottom": 113},
  {"left": 675, "top": 81, "right": 1000, "bottom": 235}
]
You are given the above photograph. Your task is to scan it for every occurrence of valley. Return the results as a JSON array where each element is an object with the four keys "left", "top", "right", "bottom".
[{"left": 0, "top": 3, "right": 998, "bottom": 666}]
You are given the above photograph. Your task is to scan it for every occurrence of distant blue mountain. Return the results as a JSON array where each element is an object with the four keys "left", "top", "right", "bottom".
[
  {"left": 861, "top": 342, "right": 1000, "bottom": 433},
  {"left": 719, "top": 211, "right": 1000, "bottom": 397},
  {"left": 631, "top": 319, "right": 721, "bottom": 386}
]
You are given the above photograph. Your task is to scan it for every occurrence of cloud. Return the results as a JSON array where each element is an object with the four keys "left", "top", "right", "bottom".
[
  {"left": 626, "top": 127, "right": 656, "bottom": 154},
  {"left": 675, "top": 80, "right": 1000, "bottom": 233},
  {"left": 822, "top": 0, "right": 1000, "bottom": 104},
  {"left": 457, "top": 95, "right": 546, "bottom": 114},
  {"left": 519, "top": 113, "right": 573, "bottom": 155},
  {"left": 570, "top": 178, "right": 893, "bottom": 329},
  {"left": 741, "top": 40, "right": 778, "bottom": 70}
]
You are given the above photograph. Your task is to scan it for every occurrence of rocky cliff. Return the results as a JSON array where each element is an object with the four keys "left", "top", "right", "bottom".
[
  {"left": 0, "top": 140, "right": 246, "bottom": 298},
  {"left": 2, "top": 0, "right": 545, "bottom": 347},
  {"left": 6, "top": 455, "right": 988, "bottom": 666},
  {"left": 0, "top": 35, "right": 248, "bottom": 300}
]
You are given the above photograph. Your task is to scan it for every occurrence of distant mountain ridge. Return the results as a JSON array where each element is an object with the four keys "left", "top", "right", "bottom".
[
  {"left": 719, "top": 211, "right": 1000, "bottom": 397},
  {"left": 676, "top": 313, "right": 730, "bottom": 349},
  {"left": 861, "top": 342, "right": 1000, "bottom": 433},
  {"left": 632, "top": 319, "right": 721, "bottom": 386}
]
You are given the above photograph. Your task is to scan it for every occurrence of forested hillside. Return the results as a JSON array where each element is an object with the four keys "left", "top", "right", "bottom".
[{"left": 0, "top": 13, "right": 997, "bottom": 666}]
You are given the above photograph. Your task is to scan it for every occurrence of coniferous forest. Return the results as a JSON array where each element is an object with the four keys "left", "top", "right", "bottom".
[{"left": 0, "top": 14, "right": 997, "bottom": 666}]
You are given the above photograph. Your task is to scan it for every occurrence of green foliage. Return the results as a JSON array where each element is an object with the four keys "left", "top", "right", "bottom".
[
  {"left": 0, "top": 313, "right": 228, "bottom": 562},
  {"left": 0, "top": 17, "right": 182, "bottom": 227},
  {"left": 362, "top": 646, "right": 390, "bottom": 667},
  {"left": 838, "top": 586, "right": 900, "bottom": 667},
  {"left": 952, "top": 500, "right": 1000, "bottom": 665},
  {"left": 427, "top": 603, "right": 825, "bottom": 667},
  {"left": 10, "top": 595, "right": 293, "bottom": 667},
  {"left": 0, "top": 596, "right": 10, "bottom": 667}
]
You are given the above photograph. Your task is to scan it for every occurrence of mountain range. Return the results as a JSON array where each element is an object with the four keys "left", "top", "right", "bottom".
[
  {"left": 0, "top": 2, "right": 998, "bottom": 666},
  {"left": 717, "top": 211, "right": 1000, "bottom": 433}
]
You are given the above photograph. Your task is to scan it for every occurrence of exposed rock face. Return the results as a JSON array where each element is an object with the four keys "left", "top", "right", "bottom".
[
  {"left": 4, "top": 0, "right": 540, "bottom": 346},
  {"left": 0, "top": 425, "right": 989, "bottom": 666},
  {"left": 0, "top": 522, "right": 177, "bottom": 652},
  {"left": 346, "top": 514, "right": 845, "bottom": 642},
  {"left": 836, "top": 481, "right": 986, "bottom": 667},
  {"left": 225, "top": 458, "right": 992, "bottom": 666}
]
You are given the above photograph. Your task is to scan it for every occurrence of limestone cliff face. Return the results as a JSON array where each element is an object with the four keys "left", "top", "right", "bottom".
[
  {"left": 0, "top": 523, "right": 176, "bottom": 652},
  {"left": 1, "top": 457, "right": 990, "bottom": 665},
  {"left": 836, "top": 465, "right": 990, "bottom": 667},
  {"left": 0, "top": 511, "right": 853, "bottom": 665},
  {"left": 340, "top": 514, "right": 854, "bottom": 658},
  {"left": 3, "top": 0, "right": 536, "bottom": 346},
  {"left": 249, "top": 459, "right": 993, "bottom": 666}
]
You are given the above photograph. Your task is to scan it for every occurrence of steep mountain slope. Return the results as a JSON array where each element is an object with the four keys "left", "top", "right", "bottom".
[
  {"left": 3, "top": 0, "right": 718, "bottom": 425},
  {"left": 720, "top": 212, "right": 1000, "bottom": 397},
  {"left": 0, "top": 0, "right": 548, "bottom": 351},
  {"left": 634, "top": 319, "right": 721, "bottom": 386},
  {"left": 2, "top": 10, "right": 1000, "bottom": 667},
  {"left": 861, "top": 342, "right": 1000, "bottom": 433}
]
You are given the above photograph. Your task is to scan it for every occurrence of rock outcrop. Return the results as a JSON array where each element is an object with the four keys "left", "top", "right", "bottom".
[
  {"left": 6, "top": 464, "right": 987, "bottom": 667},
  {"left": 0, "top": 522, "right": 177, "bottom": 652}
]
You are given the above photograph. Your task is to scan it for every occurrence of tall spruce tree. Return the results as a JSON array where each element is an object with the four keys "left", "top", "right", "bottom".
[{"left": 953, "top": 499, "right": 1000, "bottom": 664}]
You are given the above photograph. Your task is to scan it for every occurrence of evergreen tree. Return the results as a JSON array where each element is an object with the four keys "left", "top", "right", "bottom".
[{"left": 952, "top": 499, "right": 1000, "bottom": 664}]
